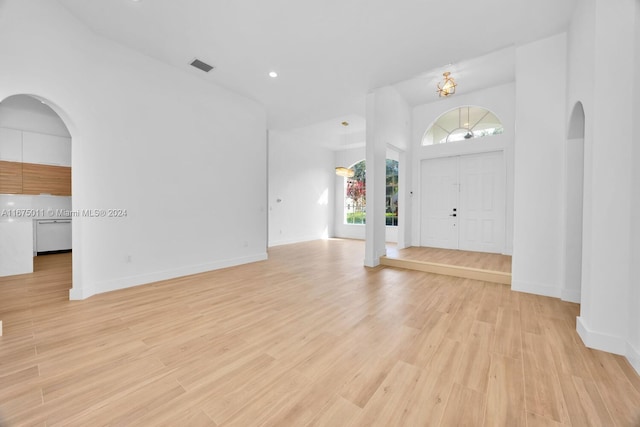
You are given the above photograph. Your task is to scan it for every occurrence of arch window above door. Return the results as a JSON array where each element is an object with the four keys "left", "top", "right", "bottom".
[{"left": 422, "top": 106, "right": 503, "bottom": 146}]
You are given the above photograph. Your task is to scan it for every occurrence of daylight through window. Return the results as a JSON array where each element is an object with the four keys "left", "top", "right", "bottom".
[
  {"left": 422, "top": 106, "right": 503, "bottom": 146},
  {"left": 345, "top": 160, "right": 366, "bottom": 225},
  {"left": 344, "top": 159, "right": 399, "bottom": 226}
]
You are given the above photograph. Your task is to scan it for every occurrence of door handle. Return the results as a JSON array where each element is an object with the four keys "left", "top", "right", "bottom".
[{"left": 449, "top": 213, "right": 457, "bottom": 217}]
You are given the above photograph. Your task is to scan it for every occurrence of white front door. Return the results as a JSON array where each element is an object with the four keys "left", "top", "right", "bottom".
[
  {"left": 420, "top": 151, "right": 505, "bottom": 253},
  {"left": 420, "top": 156, "right": 459, "bottom": 249},
  {"left": 458, "top": 152, "right": 505, "bottom": 253}
]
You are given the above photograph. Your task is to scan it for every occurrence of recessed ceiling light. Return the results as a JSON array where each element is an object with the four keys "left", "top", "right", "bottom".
[{"left": 269, "top": 71, "right": 278, "bottom": 78}]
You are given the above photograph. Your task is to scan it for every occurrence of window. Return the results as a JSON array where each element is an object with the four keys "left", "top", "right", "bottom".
[
  {"left": 422, "top": 106, "right": 503, "bottom": 146},
  {"left": 345, "top": 160, "right": 366, "bottom": 225},
  {"left": 344, "top": 159, "right": 399, "bottom": 226},
  {"left": 386, "top": 159, "right": 398, "bottom": 226}
]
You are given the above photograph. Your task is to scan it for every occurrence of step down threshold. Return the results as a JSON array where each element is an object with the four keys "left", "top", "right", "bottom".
[{"left": 379, "top": 256, "right": 511, "bottom": 285}]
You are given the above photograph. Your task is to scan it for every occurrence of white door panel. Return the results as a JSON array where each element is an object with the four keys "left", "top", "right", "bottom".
[
  {"left": 459, "top": 152, "right": 504, "bottom": 253},
  {"left": 420, "top": 157, "right": 458, "bottom": 249}
]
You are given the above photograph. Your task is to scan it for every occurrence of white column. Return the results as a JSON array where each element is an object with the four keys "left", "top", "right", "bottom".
[
  {"left": 364, "top": 87, "right": 411, "bottom": 266},
  {"left": 364, "top": 92, "right": 386, "bottom": 267},
  {"left": 576, "top": 0, "right": 634, "bottom": 356},
  {"left": 512, "top": 33, "right": 567, "bottom": 298}
]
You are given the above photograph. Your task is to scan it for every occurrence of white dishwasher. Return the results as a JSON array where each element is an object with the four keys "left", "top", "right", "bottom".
[{"left": 36, "top": 220, "right": 72, "bottom": 253}]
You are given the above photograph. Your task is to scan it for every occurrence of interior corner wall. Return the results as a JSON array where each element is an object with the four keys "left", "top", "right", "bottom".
[
  {"left": 0, "top": 0, "right": 268, "bottom": 299},
  {"left": 512, "top": 33, "right": 567, "bottom": 298},
  {"left": 267, "top": 129, "right": 335, "bottom": 247}
]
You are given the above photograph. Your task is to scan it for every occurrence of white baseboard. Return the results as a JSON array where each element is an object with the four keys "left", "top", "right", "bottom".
[
  {"left": 334, "top": 227, "right": 365, "bottom": 241},
  {"left": 561, "top": 287, "right": 581, "bottom": 303},
  {"left": 627, "top": 341, "right": 640, "bottom": 376},
  {"left": 364, "top": 256, "right": 380, "bottom": 268},
  {"left": 69, "top": 286, "right": 84, "bottom": 300},
  {"left": 268, "top": 235, "right": 325, "bottom": 247},
  {"left": 511, "top": 279, "right": 560, "bottom": 298},
  {"left": 69, "top": 252, "right": 268, "bottom": 300},
  {"left": 576, "top": 316, "right": 627, "bottom": 355}
]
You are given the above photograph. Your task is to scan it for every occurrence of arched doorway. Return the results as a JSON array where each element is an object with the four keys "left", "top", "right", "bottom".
[
  {"left": 562, "top": 101, "right": 585, "bottom": 302},
  {"left": 0, "top": 94, "right": 73, "bottom": 304}
]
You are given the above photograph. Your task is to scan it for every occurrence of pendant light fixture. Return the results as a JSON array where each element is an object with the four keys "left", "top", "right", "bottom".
[
  {"left": 437, "top": 71, "right": 457, "bottom": 97},
  {"left": 335, "top": 166, "right": 355, "bottom": 178},
  {"left": 335, "top": 121, "right": 355, "bottom": 177},
  {"left": 463, "top": 106, "right": 473, "bottom": 139}
]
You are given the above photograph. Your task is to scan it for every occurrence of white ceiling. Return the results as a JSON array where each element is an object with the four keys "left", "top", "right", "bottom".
[
  {"left": 274, "top": 113, "right": 367, "bottom": 151},
  {"left": 56, "top": 0, "right": 577, "bottom": 131}
]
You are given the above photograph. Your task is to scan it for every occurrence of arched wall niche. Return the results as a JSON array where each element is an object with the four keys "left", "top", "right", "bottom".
[
  {"left": 568, "top": 101, "right": 585, "bottom": 139},
  {"left": 562, "top": 100, "right": 586, "bottom": 304}
]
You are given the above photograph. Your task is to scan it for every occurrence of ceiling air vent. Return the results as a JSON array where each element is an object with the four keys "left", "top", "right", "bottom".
[{"left": 190, "top": 59, "right": 214, "bottom": 73}]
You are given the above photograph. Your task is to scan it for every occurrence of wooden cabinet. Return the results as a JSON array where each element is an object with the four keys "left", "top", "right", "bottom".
[
  {"left": 23, "top": 163, "right": 71, "bottom": 196},
  {"left": 0, "top": 160, "right": 71, "bottom": 196},
  {"left": 0, "top": 160, "right": 23, "bottom": 194}
]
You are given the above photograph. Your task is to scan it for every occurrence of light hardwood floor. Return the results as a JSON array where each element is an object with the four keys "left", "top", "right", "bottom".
[
  {"left": 381, "top": 246, "right": 512, "bottom": 285},
  {"left": 384, "top": 246, "right": 512, "bottom": 273},
  {"left": 1, "top": 240, "right": 639, "bottom": 426}
]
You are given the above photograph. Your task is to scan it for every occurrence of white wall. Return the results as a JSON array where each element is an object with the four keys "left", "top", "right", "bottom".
[
  {"left": 630, "top": 0, "right": 640, "bottom": 375},
  {"left": 512, "top": 34, "right": 567, "bottom": 298},
  {"left": 268, "top": 129, "right": 334, "bottom": 246},
  {"left": 0, "top": 0, "right": 267, "bottom": 299},
  {"left": 411, "top": 82, "right": 515, "bottom": 254},
  {"left": 566, "top": 0, "right": 639, "bottom": 374}
]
